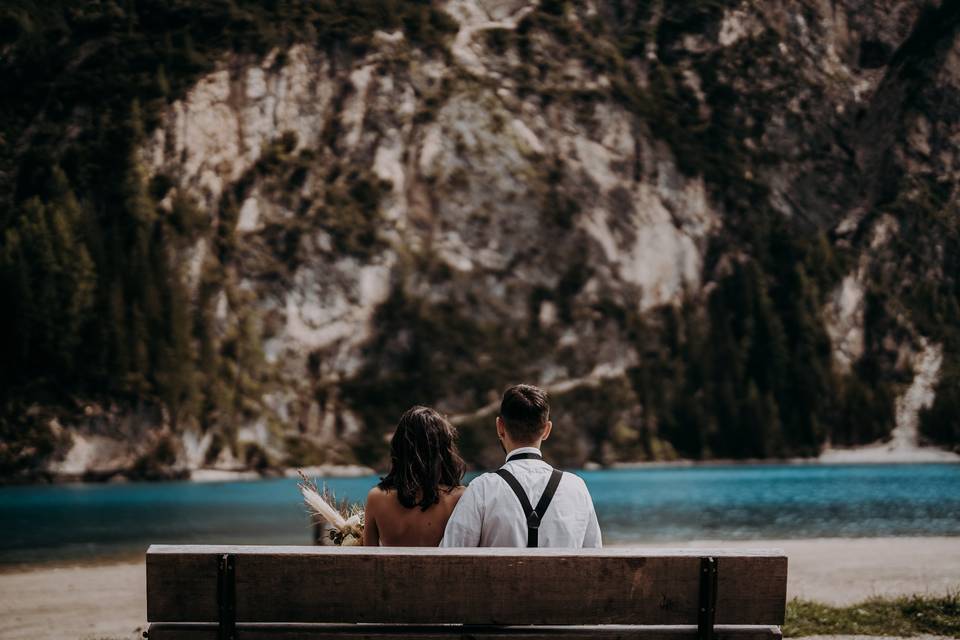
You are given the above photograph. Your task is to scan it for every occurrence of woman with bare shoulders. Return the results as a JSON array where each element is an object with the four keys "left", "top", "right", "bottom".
[{"left": 362, "top": 406, "right": 466, "bottom": 546}]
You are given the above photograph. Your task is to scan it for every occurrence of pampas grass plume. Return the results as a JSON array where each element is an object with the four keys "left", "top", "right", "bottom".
[{"left": 297, "top": 470, "right": 347, "bottom": 529}]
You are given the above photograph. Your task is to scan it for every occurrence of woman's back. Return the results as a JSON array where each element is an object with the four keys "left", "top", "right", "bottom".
[
  {"left": 362, "top": 405, "right": 467, "bottom": 547},
  {"left": 364, "top": 485, "right": 464, "bottom": 546}
]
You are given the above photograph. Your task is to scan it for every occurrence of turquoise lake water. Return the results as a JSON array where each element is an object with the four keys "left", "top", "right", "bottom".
[{"left": 1, "top": 463, "right": 958, "bottom": 564}]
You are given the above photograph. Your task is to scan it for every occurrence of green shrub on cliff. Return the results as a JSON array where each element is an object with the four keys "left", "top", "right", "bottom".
[{"left": 0, "top": 402, "right": 73, "bottom": 479}]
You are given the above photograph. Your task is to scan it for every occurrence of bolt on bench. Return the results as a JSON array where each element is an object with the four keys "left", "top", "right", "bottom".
[{"left": 145, "top": 545, "right": 787, "bottom": 640}]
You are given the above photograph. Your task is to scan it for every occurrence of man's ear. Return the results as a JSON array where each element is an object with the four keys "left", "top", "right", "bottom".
[
  {"left": 496, "top": 416, "right": 506, "bottom": 440},
  {"left": 540, "top": 420, "right": 553, "bottom": 442}
]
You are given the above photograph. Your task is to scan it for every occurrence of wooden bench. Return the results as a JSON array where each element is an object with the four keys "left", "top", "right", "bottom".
[{"left": 145, "top": 545, "right": 787, "bottom": 640}]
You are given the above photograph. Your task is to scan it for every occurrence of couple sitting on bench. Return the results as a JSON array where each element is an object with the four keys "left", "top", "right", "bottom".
[
  {"left": 363, "top": 383, "right": 602, "bottom": 548},
  {"left": 145, "top": 385, "right": 788, "bottom": 640}
]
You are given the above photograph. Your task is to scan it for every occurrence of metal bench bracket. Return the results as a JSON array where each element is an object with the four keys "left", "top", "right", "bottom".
[
  {"left": 698, "top": 556, "right": 718, "bottom": 640},
  {"left": 217, "top": 553, "right": 236, "bottom": 640}
]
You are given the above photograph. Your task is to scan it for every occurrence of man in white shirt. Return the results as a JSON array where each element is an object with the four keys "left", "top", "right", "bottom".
[{"left": 440, "top": 384, "right": 602, "bottom": 548}]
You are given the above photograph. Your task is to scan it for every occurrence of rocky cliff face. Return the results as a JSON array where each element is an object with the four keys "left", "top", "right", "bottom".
[
  {"left": 141, "top": 19, "right": 721, "bottom": 463},
  {"left": 4, "top": 0, "right": 959, "bottom": 479}
]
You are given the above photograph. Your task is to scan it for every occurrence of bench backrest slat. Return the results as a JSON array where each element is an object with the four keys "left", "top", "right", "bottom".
[
  {"left": 146, "top": 546, "right": 787, "bottom": 626},
  {"left": 145, "top": 622, "right": 785, "bottom": 640}
]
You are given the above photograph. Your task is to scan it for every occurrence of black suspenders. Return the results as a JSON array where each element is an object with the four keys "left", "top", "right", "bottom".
[{"left": 495, "top": 463, "right": 564, "bottom": 548}]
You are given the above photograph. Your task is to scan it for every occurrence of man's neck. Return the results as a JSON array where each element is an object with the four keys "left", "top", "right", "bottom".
[{"left": 504, "top": 445, "right": 542, "bottom": 461}]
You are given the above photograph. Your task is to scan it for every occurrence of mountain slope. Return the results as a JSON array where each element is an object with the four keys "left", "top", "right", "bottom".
[{"left": 1, "top": 0, "right": 958, "bottom": 480}]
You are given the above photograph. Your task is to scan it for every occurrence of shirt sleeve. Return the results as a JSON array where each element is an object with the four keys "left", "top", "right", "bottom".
[
  {"left": 581, "top": 491, "right": 603, "bottom": 549},
  {"left": 439, "top": 478, "right": 484, "bottom": 547}
]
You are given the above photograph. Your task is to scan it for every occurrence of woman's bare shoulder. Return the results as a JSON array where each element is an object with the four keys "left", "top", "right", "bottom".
[
  {"left": 443, "top": 484, "right": 467, "bottom": 501},
  {"left": 366, "top": 485, "right": 391, "bottom": 504}
]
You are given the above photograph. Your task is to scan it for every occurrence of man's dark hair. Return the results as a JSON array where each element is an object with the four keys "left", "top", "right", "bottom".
[
  {"left": 499, "top": 384, "right": 550, "bottom": 443},
  {"left": 378, "top": 406, "right": 466, "bottom": 511}
]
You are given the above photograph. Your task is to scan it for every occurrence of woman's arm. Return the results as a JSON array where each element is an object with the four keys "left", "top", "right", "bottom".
[{"left": 362, "top": 487, "right": 381, "bottom": 546}]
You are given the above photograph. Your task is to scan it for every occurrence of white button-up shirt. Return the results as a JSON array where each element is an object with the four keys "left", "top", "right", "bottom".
[{"left": 440, "top": 447, "right": 602, "bottom": 548}]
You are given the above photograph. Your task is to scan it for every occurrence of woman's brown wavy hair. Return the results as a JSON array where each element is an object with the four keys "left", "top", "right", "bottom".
[{"left": 377, "top": 406, "right": 466, "bottom": 511}]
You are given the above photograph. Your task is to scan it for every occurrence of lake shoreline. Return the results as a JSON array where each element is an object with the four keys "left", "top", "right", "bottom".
[
  {"left": 6, "top": 450, "right": 958, "bottom": 487},
  {"left": 608, "top": 454, "right": 960, "bottom": 470},
  {"left": 2, "top": 536, "right": 957, "bottom": 640},
  {"left": 1, "top": 462, "right": 379, "bottom": 487}
]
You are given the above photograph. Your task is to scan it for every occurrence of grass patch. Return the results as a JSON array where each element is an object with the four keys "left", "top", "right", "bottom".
[{"left": 784, "top": 594, "right": 960, "bottom": 637}]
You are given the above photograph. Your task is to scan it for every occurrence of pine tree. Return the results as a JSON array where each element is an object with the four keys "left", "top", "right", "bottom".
[
  {"left": 743, "top": 261, "right": 788, "bottom": 397},
  {"left": 156, "top": 64, "right": 170, "bottom": 97},
  {"left": 0, "top": 171, "right": 97, "bottom": 385}
]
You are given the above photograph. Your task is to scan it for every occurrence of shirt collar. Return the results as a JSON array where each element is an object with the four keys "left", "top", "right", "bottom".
[{"left": 505, "top": 446, "right": 543, "bottom": 462}]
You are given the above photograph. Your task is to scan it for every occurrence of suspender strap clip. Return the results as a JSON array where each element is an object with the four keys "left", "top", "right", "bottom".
[{"left": 496, "top": 467, "right": 563, "bottom": 547}]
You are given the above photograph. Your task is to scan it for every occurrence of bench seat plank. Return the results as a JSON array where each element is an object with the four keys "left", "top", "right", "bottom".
[
  {"left": 146, "top": 623, "right": 783, "bottom": 640},
  {"left": 147, "top": 546, "right": 787, "bottom": 627}
]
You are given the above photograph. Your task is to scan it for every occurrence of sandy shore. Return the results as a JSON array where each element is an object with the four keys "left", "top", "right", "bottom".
[
  {"left": 1, "top": 537, "right": 957, "bottom": 640},
  {"left": 1, "top": 559, "right": 146, "bottom": 640}
]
